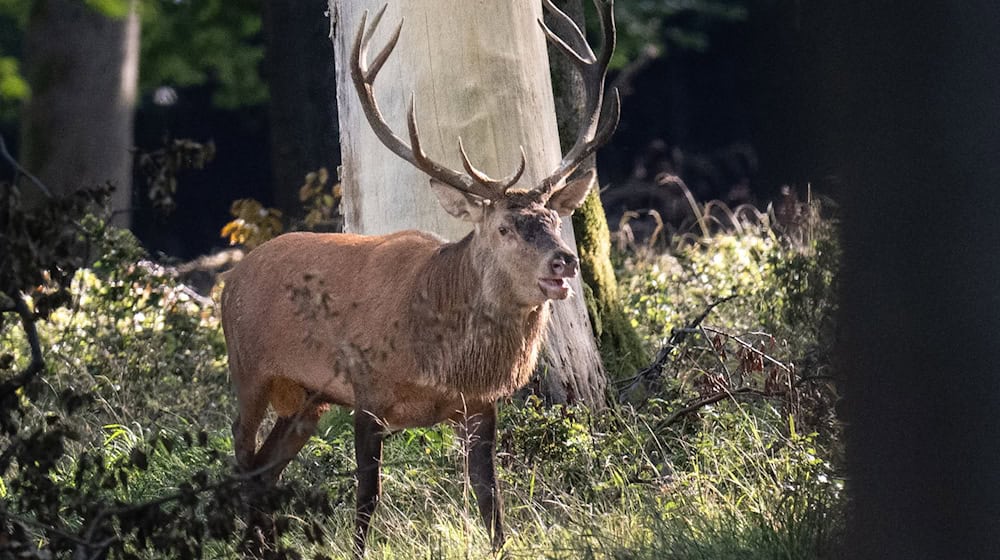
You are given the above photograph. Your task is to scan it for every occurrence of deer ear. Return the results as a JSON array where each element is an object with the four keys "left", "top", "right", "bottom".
[
  {"left": 429, "top": 179, "right": 487, "bottom": 222},
  {"left": 547, "top": 169, "right": 596, "bottom": 217}
]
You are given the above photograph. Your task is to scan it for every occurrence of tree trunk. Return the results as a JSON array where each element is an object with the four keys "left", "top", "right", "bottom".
[
  {"left": 20, "top": 0, "right": 139, "bottom": 227},
  {"left": 825, "top": 3, "right": 1000, "bottom": 558},
  {"left": 547, "top": 0, "right": 649, "bottom": 377},
  {"left": 262, "top": 0, "right": 340, "bottom": 218},
  {"left": 329, "top": 0, "right": 606, "bottom": 407}
]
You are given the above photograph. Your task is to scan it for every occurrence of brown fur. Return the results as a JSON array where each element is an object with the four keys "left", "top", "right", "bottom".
[
  {"left": 221, "top": 228, "right": 551, "bottom": 432},
  {"left": 223, "top": 176, "right": 594, "bottom": 558}
]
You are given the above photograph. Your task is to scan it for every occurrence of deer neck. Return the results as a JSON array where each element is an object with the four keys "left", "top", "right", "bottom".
[{"left": 408, "top": 233, "right": 548, "bottom": 399}]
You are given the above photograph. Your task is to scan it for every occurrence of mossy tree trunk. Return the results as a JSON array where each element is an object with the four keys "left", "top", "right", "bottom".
[
  {"left": 20, "top": 0, "right": 139, "bottom": 227},
  {"left": 547, "top": 0, "right": 649, "bottom": 378}
]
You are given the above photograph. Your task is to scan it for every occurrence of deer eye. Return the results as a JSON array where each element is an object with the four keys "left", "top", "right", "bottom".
[{"left": 498, "top": 226, "right": 510, "bottom": 236}]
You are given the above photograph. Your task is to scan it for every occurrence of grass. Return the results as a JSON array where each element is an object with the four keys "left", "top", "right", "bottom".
[{"left": 1, "top": 203, "right": 842, "bottom": 558}]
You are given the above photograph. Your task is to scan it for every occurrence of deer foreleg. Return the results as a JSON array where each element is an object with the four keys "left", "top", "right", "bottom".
[
  {"left": 353, "top": 410, "right": 385, "bottom": 558},
  {"left": 463, "top": 402, "right": 505, "bottom": 551}
]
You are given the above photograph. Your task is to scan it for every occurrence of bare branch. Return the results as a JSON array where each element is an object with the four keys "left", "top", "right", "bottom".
[
  {"left": 0, "top": 293, "right": 46, "bottom": 396},
  {"left": 0, "top": 134, "right": 52, "bottom": 198},
  {"left": 616, "top": 294, "right": 738, "bottom": 398}
]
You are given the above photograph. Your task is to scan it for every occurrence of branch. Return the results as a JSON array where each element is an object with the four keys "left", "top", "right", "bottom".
[
  {"left": 0, "top": 134, "right": 52, "bottom": 198},
  {"left": 643, "top": 371, "right": 837, "bottom": 448},
  {"left": 702, "top": 325, "right": 791, "bottom": 372},
  {"left": 650, "top": 385, "right": 784, "bottom": 436},
  {"left": 0, "top": 293, "right": 46, "bottom": 396},
  {"left": 617, "top": 295, "right": 738, "bottom": 397}
]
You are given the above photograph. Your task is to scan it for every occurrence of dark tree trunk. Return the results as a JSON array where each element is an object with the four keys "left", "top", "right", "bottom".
[
  {"left": 20, "top": 0, "right": 139, "bottom": 226},
  {"left": 262, "top": 0, "right": 340, "bottom": 217},
  {"left": 826, "top": 3, "right": 1000, "bottom": 557}
]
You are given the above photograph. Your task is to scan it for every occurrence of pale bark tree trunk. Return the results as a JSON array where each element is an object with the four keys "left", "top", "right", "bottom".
[
  {"left": 263, "top": 0, "right": 340, "bottom": 218},
  {"left": 20, "top": 0, "right": 139, "bottom": 227},
  {"left": 329, "top": 0, "right": 606, "bottom": 407}
]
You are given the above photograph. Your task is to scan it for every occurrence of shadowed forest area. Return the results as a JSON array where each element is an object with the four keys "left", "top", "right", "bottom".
[{"left": 2, "top": 1, "right": 999, "bottom": 558}]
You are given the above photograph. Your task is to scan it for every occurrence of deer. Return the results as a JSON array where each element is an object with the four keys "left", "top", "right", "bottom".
[{"left": 220, "top": 0, "right": 618, "bottom": 556}]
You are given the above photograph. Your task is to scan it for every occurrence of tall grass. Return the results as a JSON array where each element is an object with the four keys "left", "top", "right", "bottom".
[{"left": 1, "top": 198, "right": 842, "bottom": 558}]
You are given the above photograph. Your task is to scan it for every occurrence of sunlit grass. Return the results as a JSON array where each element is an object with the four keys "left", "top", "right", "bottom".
[{"left": 1, "top": 206, "right": 841, "bottom": 558}]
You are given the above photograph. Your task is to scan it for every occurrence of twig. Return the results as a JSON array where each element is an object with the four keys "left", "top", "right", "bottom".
[
  {"left": 652, "top": 386, "right": 783, "bottom": 434},
  {"left": 0, "top": 506, "right": 95, "bottom": 548},
  {"left": 702, "top": 326, "right": 791, "bottom": 372},
  {"left": 617, "top": 295, "right": 738, "bottom": 394},
  {"left": 0, "top": 134, "right": 52, "bottom": 198},
  {"left": 698, "top": 325, "right": 732, "bottom": 381}
]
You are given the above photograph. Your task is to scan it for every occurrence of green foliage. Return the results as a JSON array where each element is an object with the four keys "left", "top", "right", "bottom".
[
  {"left": 622, "top": 207, "right": 839, "bottom": 352},
  {"left": 0, "top": 56, "right": 28, "bottom": 121},
  {"left": 0, "top": 183, "right": 112, "bottom": 316},
  {"left": 0, "top": 0, "right": 266, "bottom": 114},
  {"left": 0, "top": 214, "right": 337, "bottom": 557},
  {"left": 140, "top": 0, "right": 266, "bottom": 109},
  {"left": 85, "top": 0, "right": 133, "bottom": 19},
  {"left": 2, "top": 166, "right": 842, "bottom": 557},
  {"left": 604, "top": 0, "right": 748, "bottom": 68}
]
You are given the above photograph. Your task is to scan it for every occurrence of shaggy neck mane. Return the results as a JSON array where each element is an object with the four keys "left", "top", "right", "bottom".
[{"left": 407, "top": 233, "right": 549, "bottom": 400}]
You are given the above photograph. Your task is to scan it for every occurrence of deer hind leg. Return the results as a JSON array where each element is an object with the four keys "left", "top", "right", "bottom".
[
  {"left": 251, "top": 378, "right": 328, "bottom": 486},
  {"left": 232, "top": 382, "right": 268, "bottom": 473}
]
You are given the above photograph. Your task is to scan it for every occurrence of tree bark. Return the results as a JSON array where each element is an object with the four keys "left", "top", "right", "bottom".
[
  {"left": 19, "top": 0, "right": 139, "bottom": 227},
  {"left": 547, "top": 0, "right": 649, "bottom": 377},
  {"left": 262, "top": 0, "right": 340, "bottom": 217},
  {"left": 330, "top": 0, "right": 606, "bottom": 407}
]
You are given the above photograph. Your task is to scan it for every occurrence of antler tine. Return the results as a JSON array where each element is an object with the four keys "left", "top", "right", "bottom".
[
  {"left": 594, "top": 87, "right": 621, "bottom": 147},
  {"left": 458, "top": 139, "right": 527, "bottom": 194},
  {"left": 536, "top": 0, "right": 619, "bottom": 196},
  {"left": 538, "top": 0, "right": 596, "bottom": 65},
  {"left": 406, "top": 98, "right": 498, "bottom": 200},
  {"left": 363, "top": 8, "right": 401, "bottom": 81},
  {"left": 351, "top": 6, "right": 506, "bottom": 200}
]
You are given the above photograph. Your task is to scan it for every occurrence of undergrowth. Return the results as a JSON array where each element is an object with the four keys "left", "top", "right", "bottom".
[{"left": 1, "top": 189, "right": 842, "bottom": 558}]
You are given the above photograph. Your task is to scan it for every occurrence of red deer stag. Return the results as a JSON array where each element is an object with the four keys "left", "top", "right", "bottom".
[{"left": 221, "top": 0, "right": 618, "bottom": 555}]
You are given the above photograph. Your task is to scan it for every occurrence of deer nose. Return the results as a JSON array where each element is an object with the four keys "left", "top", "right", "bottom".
[{"left": 549, "top": 251, "right": 578, "bottom": 277}]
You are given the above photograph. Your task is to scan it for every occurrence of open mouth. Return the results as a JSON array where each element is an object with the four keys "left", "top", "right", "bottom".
[{"left": 538, "top": 277, "right": 572, "bottom": 300}]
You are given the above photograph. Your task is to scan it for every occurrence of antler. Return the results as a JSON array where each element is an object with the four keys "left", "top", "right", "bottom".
[
  {"left": 536, "top": 0, "right": 621, "bottom": 198},
  {"left": 350, "top": 5, "right": 527, "bottom": 200}
]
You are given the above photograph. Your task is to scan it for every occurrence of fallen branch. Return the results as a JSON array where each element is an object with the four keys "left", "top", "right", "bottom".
[
  {"left": 617, "top": 295, "right": 738, "bottom": 400},
  {"left": 653, "top": 386, "right": 781, "bottom": 433}
]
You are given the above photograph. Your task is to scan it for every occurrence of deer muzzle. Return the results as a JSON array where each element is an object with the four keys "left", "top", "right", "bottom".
[{"left": 538, "top": 250, "right": 578, "bottom": 300}]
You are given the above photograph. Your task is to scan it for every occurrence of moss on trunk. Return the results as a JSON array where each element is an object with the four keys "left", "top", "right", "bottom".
[{"left": 572, "top": 187, "right": 650, "bottom": 375}]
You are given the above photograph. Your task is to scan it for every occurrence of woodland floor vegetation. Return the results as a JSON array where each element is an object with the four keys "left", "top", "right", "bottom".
[{"left": 1, "top": 184, "right": 842, "bottom": 559}]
